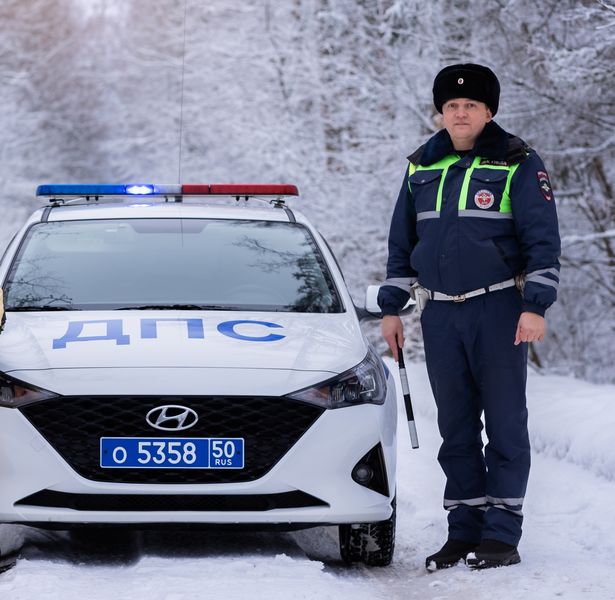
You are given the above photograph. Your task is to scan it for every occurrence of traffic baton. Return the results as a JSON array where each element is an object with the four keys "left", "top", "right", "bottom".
[{"left": 397, "top": 344, "right": 419, "bottom": 449}]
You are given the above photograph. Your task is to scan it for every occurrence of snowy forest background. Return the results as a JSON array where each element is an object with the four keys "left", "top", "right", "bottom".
[{"left": 0, "top": 0, "right": 613, "bottom": 383}]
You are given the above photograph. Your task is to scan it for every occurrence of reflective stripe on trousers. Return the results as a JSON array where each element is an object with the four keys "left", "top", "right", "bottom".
[{"left": 444, "top": 496, "right": 525, "bottom": 517}]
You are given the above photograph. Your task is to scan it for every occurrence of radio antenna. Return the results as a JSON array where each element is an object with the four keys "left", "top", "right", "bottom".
[{"left": 177, "top": 0, "right": 189, "bottom": 183}]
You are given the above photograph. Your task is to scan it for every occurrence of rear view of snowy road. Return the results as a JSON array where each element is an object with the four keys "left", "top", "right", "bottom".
[{"left": 1, "top": 362, "right": 614, "bottom": 600}]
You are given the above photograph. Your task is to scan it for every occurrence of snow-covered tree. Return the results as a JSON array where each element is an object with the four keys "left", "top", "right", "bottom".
[
  {"left": 1, "top": 0, "right": 613, "bottom": 381},
  {"left": 466, "top": 0, "right": 615, "bottom": 381}
]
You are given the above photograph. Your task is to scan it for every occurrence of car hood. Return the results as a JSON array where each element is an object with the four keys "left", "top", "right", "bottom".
[{"left": 0, "top": 310, "right": 366, "bottom": 375}]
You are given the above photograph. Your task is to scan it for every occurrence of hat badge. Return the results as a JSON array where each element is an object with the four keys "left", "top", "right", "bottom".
[{"left": 458, "top": 77, "right": 464, "bottom": 85}]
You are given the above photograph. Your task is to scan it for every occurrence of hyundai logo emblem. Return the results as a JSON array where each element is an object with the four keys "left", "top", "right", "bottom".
[{"left": 146, "top": 405, "right": 199, "bottom": 431}]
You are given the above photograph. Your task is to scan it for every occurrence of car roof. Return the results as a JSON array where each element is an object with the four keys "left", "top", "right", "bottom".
[{"left": 29, "top": 200, "right": 312, "bottom": 227}]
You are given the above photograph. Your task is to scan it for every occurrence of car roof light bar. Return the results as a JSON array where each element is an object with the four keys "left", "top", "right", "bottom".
[{"left": 36, "top": 184, "right": 299, "bottom": 204}]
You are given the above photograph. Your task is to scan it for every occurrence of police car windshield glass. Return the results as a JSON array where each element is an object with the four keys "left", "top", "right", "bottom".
[{"left": 3, "top": 219, "right": 342, "bottom": 313}]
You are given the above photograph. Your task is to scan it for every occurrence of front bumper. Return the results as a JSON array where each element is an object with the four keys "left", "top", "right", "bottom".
[{"left": 0, "top": 383, "right": 397, "bottom": 525}]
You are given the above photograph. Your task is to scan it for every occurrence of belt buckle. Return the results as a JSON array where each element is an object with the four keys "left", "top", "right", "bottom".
[{"left": 452, "top": 294, "right": 466, "bottom": 303}]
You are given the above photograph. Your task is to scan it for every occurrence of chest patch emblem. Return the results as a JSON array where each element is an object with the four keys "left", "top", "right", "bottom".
[{"left": 474, "top": 189, "right": 495, "bottom": 209}]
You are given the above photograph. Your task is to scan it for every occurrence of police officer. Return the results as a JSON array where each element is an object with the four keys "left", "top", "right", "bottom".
[{"left": 378, "top": 64, "right": 560, "bottom": 570}]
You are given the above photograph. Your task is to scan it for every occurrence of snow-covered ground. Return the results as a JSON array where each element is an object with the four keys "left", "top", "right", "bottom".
[{"left": 1, "top": 360, "right": 614, "bottom": 599}]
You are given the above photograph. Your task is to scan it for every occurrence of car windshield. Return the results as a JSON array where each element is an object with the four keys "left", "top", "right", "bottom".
[{"left": 3, "top": 218, "right": 343, "bottom": 313}]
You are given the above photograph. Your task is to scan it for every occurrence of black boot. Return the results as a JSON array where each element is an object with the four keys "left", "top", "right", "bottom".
[
  {"left": 425, "top": 539, "right": 478, "bottom": 571},
  {"left": 466, "top": 539, "right": 520, "bottom": 569}
]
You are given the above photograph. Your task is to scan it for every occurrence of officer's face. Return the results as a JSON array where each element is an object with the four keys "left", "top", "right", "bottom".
[{"left": 442, "top": 98, "right": 492, "bottom": 150}]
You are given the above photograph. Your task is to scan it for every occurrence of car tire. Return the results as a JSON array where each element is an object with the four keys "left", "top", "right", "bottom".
[
  {"left": 338, "top": 496, "right": 396, "bottom": 567},
  {"left": 0, "top": 552, "right": 17, "bottom": 574}
]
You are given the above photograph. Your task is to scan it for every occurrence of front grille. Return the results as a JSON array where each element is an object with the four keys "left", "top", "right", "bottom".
[
  {"left": 16, "top": 489, "right": 328, "bottom": 512},
  {"left": 20, "top": 396, "right": 324, "bottom": 484}
]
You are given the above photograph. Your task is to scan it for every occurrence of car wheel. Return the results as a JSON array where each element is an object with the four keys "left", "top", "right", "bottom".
[
  {"left": 338, "top": 496, "right": 396, "bottom": 567},
  {"left": 0, "top": 552, "right": 17, "bottom": 574}
]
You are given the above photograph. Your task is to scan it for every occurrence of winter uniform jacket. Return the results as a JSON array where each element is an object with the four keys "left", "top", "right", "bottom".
[{"left": 378, "top": 121, "right": 561, "bottom": 317}]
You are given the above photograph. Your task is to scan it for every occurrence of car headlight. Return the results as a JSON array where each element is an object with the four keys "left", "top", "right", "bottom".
[
  {"left": 287, "top": 347, "right": 386, "bottom": 409},
  {"left": 0, "top": 373, "right": 57, "bottom": 408}
]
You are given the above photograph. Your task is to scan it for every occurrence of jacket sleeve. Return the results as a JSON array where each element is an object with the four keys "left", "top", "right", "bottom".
[
  {"left": 510, "top": 151, "right": 561, "bottom": 317},
  {"left": 377, "top": 168, "right": 419, "bottom": 316}
]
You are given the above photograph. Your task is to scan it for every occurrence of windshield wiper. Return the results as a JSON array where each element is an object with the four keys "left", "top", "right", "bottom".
[
  {"left": 115, "top": 304, "right": 241, "bottom": 311},
  {"left": 8, "top": 305, "right": 78, "bottom": 311}
]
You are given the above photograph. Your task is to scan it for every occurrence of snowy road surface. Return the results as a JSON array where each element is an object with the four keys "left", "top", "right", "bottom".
[{"left": 1, "top": 360, "right": 614, "bottom": 600}]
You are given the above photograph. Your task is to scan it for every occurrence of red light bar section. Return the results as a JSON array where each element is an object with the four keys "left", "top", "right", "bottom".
[
  {"left": 181, "top": 184, "right": 299, "bottom": 196},
  {"left": 181, "top": 185, "right": 210, "bottom": 195},
  {"left": 210, "top": 184, "right": 299, "bottom": 196}
]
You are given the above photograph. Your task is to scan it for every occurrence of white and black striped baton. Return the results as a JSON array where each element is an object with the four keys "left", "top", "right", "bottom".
[{"left": 397, "top": 344, "right": 419, "bottom": 449}]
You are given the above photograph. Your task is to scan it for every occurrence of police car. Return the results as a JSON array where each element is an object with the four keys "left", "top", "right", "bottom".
[{"left": 0, "top": 183, "right": 398, "bottom": 567}]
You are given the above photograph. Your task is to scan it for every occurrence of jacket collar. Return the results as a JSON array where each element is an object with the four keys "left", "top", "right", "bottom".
[{"left": 417, "top": 120, "right": 510, "bottom": 166}]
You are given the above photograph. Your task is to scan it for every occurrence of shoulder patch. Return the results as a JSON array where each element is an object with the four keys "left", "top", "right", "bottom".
[{"left": 537, "top": 170, "right": 553, "bottom": 201}]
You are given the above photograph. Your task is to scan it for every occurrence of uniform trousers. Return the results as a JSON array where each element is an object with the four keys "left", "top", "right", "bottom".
[{"left": 420, "top": 286, "right": 530, "bottom": 547}]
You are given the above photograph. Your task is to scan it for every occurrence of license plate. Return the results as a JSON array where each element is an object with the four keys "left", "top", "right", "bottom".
[{"left": 100, "top": 437, "right": 244, "bottom": 469}]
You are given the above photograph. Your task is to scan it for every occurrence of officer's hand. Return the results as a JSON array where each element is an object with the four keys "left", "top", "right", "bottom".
[
  {"left": 514, "top": 312, "right": 546, "bottom": 345},
  {"left": 381, "top": 315, "right": 404, "bottom": 361}
]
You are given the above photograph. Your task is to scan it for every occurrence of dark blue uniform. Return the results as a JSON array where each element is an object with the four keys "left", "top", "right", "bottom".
[{"left": 379, "top": 121, "right": 560, "bottom": 546}]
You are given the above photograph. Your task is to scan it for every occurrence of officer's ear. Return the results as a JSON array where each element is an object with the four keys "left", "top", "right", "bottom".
[{"left": 486, "top": 107, "right": 493, "bottom": 122}]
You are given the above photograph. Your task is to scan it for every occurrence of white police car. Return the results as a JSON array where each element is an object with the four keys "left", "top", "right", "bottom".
[{"left": 0, "top": 183, "right": 398, "bottom": 568}]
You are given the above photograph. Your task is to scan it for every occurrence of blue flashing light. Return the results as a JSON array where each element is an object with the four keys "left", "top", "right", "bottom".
[
  {"left": 37, "top": 184, "right": 182, "bottom": 198},
  {"left": 126, "top": 185, "right": 155, "bottom": 195}
]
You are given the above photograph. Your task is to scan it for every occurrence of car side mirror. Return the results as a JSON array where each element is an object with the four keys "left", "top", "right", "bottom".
[{"left": 356, "top": 284, "right": 415, "bottom": 321}]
